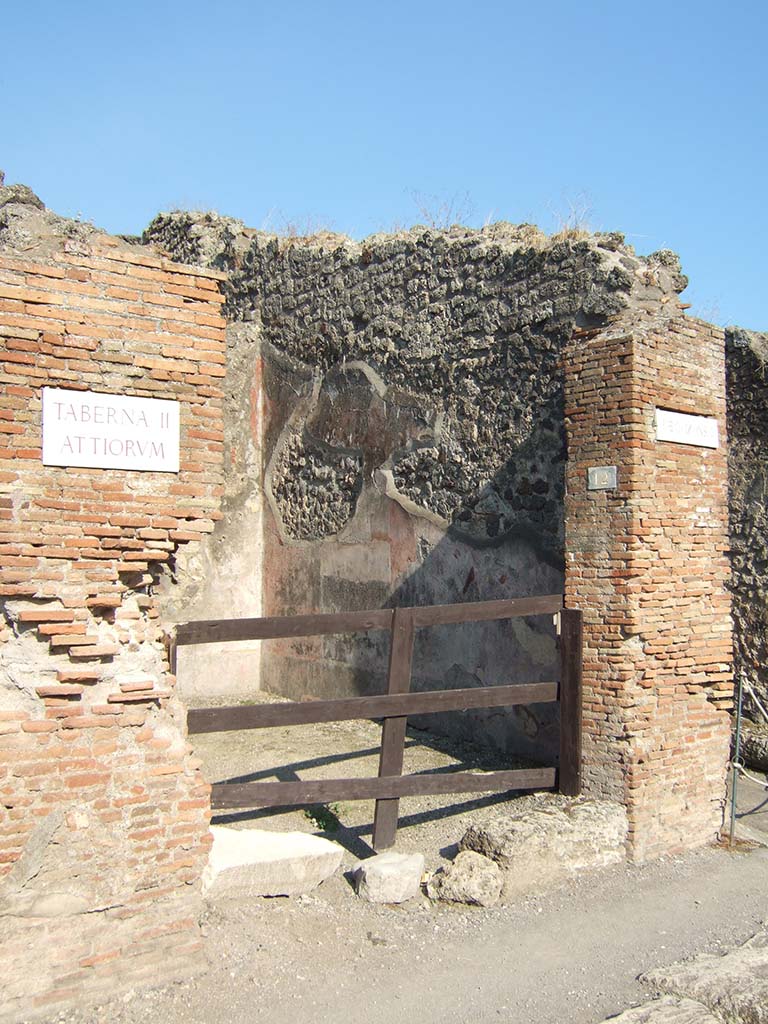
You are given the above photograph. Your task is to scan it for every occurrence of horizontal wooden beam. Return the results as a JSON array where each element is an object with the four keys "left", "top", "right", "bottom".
[
  {"left": 175, "top": 595, "right": 563, "bottom": 647},
  {"left": 187, "top": 682, "right": 558, "bottom": 734},
  {"left": 210, "top": 767, "right": 557, "bottom": 809},
  {"left": 410, "top": 594, "right": 563, "bottom": 627},
  {"left": 175, "top": 608, "right": 394, "bottom": 646}
]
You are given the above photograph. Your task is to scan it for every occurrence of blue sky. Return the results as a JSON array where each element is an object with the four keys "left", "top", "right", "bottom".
[{"left": 3, "top": 0, "right": 766, "bottom": 328}]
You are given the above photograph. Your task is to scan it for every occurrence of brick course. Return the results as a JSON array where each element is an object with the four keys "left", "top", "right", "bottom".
[{"left": 0, "top": 235, "right": 225, "bottom": 1020}]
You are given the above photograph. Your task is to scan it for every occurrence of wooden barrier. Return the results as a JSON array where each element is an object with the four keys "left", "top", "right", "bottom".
[{"left": 174, "top": 595, "right": 582, "bottom": 849}]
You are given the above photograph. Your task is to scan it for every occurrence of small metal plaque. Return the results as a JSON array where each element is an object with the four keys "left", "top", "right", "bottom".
[
  {"left": 42, "top": 387, "right": 180, "bottom": 472},
  {"left": 587, "top": 466, "right": 618, "bottom": 490},
  {"left": 655, "top": 408, "right": 719, "bottom": 449}
]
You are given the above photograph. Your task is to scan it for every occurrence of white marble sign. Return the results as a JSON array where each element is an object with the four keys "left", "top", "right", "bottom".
[
  {"left": 655, "top": 408, "right": 719, "bottom": 449},
  {"left": 42, "top": 388, "right": 180, "bottom": 472}
]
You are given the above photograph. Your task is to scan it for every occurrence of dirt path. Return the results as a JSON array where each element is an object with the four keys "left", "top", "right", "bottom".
[
  {"left": 40, "top": 705, "right": 768, "bottom": 1024},
  {"left": 46, "top": 842, "right": 768, "bottom": 1024}
]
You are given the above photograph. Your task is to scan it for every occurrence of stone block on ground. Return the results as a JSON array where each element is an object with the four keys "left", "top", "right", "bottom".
[
  {"left": 596, "top": 996, "right": 721, "bottom": 1023},
  {"left": 202, "top": 827, "right": 343, "bottom": 898},
  {"left": 427, "top": 849, "right": 503, "bottom": 907},
  {"left": 459, "top": 793, "right": 628, "bottom": 896},
  {"left": 642, "top": 935, "right": 768, "bottom": 1024},
  {"left": 352, "top": 851, "right": 425, "bottom": 903}
]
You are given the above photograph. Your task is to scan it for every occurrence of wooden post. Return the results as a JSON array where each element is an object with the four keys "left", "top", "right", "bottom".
[
  {"left": 372, "top": 607, "right": 415, "bottom": 850},
  {"left": 558, "top": 608, "right": 583, "bottom": 796}
]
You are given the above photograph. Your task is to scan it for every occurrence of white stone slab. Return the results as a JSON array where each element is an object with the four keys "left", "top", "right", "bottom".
[
  {"left": 202, "top": 827, "right": 343, "bottom": 897},
  {"left": 655, "top": 409, "right": 719, "bottom": 449},
  {"left": 42, "top": 387, "right": 179, "bottom": 472}
]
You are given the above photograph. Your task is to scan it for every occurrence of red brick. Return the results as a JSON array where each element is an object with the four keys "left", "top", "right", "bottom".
[{"left": 21, "top": 720, "right": 59, "bottom": 734}]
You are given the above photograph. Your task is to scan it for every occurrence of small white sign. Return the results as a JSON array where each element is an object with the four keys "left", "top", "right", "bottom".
[
  {"left": 588, "top": 466, "right": 618, "bottom": 490},
  {"left": 655, "top": 408, "right": 719, "bottom": 450},
  {"left": 42, "top": 388, "right": 180, "bottom": 472}
]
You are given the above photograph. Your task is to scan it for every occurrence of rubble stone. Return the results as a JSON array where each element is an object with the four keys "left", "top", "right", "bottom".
[
  {"left": 426, "top": 850, "right": 503, "bottom": 907},
  {"left": 352, "top": 850, "right": 425, "bottom": 904}
]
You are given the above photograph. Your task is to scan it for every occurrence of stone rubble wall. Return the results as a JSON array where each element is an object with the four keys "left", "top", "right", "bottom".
[
  {"left": 0, "top": 195, "right": 225, "bottom": 1020},
  {"left": 146, "top": 215, "right": 687, "bottom": 552},
  {"left": 725, "top": 327, "right": 768, "bottom": 720}
]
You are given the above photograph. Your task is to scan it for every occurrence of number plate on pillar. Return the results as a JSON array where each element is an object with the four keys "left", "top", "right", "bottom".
[{"left": 587, "top": 466, "right": 618, "bottom": 490}]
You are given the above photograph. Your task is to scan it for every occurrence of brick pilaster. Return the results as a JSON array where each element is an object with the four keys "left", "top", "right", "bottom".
[{"left": 564, "top": 317, "right": 733, "bottom": 860}]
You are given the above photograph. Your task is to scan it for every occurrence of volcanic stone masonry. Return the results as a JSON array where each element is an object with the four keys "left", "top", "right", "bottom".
[{"left": 725, "top": 327, "right": 768, "bottom": 720}]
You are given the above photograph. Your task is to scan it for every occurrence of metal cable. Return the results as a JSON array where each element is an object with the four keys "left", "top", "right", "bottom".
[{"left": 732, "top": 759, "right": 768, "bottom": 789}]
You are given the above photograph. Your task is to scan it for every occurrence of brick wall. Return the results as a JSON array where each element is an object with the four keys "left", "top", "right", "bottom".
[
  {"left": 564, "top": 315, "right": 733, "bottom": 860},
  {"left": 0, "top": 236, "right": 225, "bottom": 1018}
]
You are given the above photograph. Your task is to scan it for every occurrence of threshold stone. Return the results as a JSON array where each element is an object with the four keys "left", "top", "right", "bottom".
[{"left": 459, "top": 794, "right": 628, "bottom": 896}]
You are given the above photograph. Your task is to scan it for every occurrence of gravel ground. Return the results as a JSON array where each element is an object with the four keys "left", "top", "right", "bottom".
[
  {"left": 30, "top": 702, "right": 768, "bottom": 1024},
  {"left": 39, "top": 844, "right": 768, "bottom": 1024}
]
